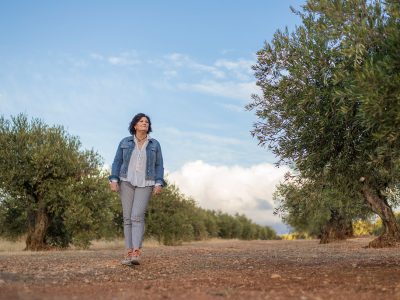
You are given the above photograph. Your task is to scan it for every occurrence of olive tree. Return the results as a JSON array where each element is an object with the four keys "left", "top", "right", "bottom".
[
  {"left": 0, "top": 114, "right": 119, "bottom": 250},
  {"left": 274, "top": 174, "right": 371, "bottom": 243},
  {"left": 248, "top": 0, "right": 400, "bottom": 247}
]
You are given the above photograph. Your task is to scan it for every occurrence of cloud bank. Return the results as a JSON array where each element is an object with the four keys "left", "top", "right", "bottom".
[{"left": 168, "top": 160, "right": 290, "bottom": 231}]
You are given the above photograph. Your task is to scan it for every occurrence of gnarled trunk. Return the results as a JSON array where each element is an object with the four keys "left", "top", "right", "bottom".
[
  {"left": 319, "top": 211, "right": 353, "bottom": 244},
  {"left": 25, "top": 207, "right": 49, "bottom": 251},
  {"left": 361, "top": 181, "right": 400, "bottom": 248}
]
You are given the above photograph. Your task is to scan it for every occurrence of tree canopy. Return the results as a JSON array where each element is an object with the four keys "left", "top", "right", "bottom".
[
  {"left": 248, "top": 0, "right": 400, "bottom": 247},
  {"left": 0, "top": 114, "right": 119, "bottom": 250}
]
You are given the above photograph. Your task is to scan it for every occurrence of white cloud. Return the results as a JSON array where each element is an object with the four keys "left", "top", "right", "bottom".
[
  {"left": 219, "top": 103, "right": 245, "bottom": 113},
  {"left": 165, "top": 53, "right": 225, "bottom": 78},
  {"left": 90, "top": 52, "right": 140, "bottom": 66},
  {"left": 89, "top": 52, "right": 258, "bottom": 100},
  {"left": 90, "top": 53, "right": 104, "bottom": 60},
  {"left": 220, "top": 49, "right": 235, "bottom": 55},
  {"left": 168, "top": 160, "right": 290, "bottom": 227},
  {"left": 163, "top": 54, "right": 255, "bottom": 81},
  {"left": 159, "top": 54, "right": 259, "bottom": 100},
  {"left": 108, "top": 56, "right": 140, "bottom": 66},
  {"left": 161, "top": 127, "right": 242, "bottom": 145},
  {"left": 163, "top": 70, "right": 178, "bottom": 78},
  {"left": 215, "top": 58, "right": 254, "bottom": 81},
  {"left": 166, "top": 52, "right": 188, "bottom": 63},
  {"left": 177, "top": 80, "right": 258, "bottom": 101},
  {"left": 215, "top": 58, "right": 254, "bottom": 72}
]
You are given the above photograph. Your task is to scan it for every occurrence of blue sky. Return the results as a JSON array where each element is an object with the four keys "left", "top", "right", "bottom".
[{"left": 0, "top": 0, "right": 304, "bottom": 232}]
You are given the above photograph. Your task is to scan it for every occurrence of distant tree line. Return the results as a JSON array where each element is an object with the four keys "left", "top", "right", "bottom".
[
  {"left": 144, "top": 182, "right": 277, "bottom": 245},
  {"left": 0, "top": 114, "right": 277, "bottom": 250}
]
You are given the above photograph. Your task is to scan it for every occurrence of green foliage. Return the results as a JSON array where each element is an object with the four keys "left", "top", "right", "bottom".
[
  {"left": 61, "top": 176, "right": 120, "bottom": 248},
  {"left": 215, "top": 212, "right": 243, "bottom": 239},
  {"left": 248, "top": 0, "right": 400, "bottom": 235},
  {"left": 146, "top": 183, "right": 196, "bottom": 245},
  {"left": 0, "top": 191, "right": 27, "bottom": 240},
  {"left": 258, "top": 226, "right": 278, "bottom": 240},
  {"left": 145, "top": 182, "right": 277, "bottom": 245},
  {"left": 201, "top": 209, "right": 219, "bottom": 238},
  {"left": 274, "top": 176, "right": 371, "bottom": 237},
  {"left": 0, "top": 114, "right": 120, "bottom": 249},
  {"left": 249, "top": 0, "right": 400, "bottom": 184}
]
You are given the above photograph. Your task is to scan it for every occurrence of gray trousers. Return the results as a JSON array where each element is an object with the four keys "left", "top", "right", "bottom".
[{"left": 119, "top": 181, "right": 153, "bottom": 249}]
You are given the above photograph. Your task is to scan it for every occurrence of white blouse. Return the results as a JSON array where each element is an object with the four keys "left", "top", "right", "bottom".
[{"left": 121, "top": 136, "right": 155, "bottom": 187}]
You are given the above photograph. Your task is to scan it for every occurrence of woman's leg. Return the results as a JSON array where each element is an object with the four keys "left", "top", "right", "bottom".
[
  {"left": 119, "top": 181, "right": 135, "bottom": 250},
  {"left": 131, "top": 186, "right": 153, "bottom": 250}
]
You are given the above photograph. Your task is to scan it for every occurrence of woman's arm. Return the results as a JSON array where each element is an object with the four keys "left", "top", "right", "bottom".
[
  {"left": 154, "top": 142, "right": 165, "bottom": 187},
  {"left": 109, "top": 140, "right": 123, "bottom": 183}
]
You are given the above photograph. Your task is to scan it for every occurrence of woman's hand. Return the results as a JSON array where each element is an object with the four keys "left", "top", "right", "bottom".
[
  {"left": 110, "top": 181, "right": 119, "bottom": 192},
  {"left": 153, "top": 185, "right": 162, "bottom": 196}
]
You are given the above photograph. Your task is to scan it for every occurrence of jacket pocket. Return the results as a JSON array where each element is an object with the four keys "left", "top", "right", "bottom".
[{"left": 121, "top": 144, "right": 133, "bottom": 161}]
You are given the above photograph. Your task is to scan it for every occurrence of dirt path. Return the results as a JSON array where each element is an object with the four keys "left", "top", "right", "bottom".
[{"left": 1, "top": 237, "right": 399, "bottom": 300}]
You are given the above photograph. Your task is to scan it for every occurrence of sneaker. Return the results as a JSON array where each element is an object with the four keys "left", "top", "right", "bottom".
[
  {"left": 121, "top": 249, "right": 133, "bottom": 266},
  {"left": 130, "top": 249, "right": 141, "bottom": 265}
]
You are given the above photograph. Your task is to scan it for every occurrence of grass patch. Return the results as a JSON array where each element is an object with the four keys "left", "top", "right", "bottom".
[{"left": 0, "top": 237, "right": 26, "bottom": 252}]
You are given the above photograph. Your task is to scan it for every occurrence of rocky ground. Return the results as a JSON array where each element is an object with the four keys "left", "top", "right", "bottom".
[{"left": 1, "top": 237, "right": 399, "bottom": 300}]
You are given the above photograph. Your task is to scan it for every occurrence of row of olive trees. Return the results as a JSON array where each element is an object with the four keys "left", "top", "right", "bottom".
[
  {"left": 145, "top": 183, "right": 277, "bottom": 245},
  {"left": 248, "top": 0, "right": 400, "bottom": 247},
  {"left": 0, "top": 114, "right": 276, "bottom": 250}
]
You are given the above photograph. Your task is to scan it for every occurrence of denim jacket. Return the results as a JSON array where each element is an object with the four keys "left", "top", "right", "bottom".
[{"left": 109, "top": 136, "right": 165, "bottom": 186}]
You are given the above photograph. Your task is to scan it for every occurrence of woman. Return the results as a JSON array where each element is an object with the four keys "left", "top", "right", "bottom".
[{"left": 109, "top": 113, "right": 164, "bottom": 266}]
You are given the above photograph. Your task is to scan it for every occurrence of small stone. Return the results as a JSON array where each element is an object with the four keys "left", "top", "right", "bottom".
[{"left": 271, "top": 273, "right": 281, "bottom": 279}]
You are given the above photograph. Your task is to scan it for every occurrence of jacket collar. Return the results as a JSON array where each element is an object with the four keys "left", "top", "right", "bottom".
[{"left": 127, "top": 135, "right": 154, "bottom": 143}]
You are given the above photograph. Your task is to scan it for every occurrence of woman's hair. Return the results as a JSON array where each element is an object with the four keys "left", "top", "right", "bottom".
[{"left": 129, "top": 113, "right": 152, "bottom": 135}]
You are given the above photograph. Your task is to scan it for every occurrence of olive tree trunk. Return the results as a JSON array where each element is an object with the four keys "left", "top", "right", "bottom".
[
  {"left": 25, "top": 206, "right": 49, "bottom": 251},
  {"left": 361, "top": 181, "right": 400, "bottom": 248},
  {"left": 319, "top": 211, "right": 353, "bottom": 244}
]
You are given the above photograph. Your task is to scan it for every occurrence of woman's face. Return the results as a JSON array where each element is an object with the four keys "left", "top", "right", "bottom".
[{"left": 134, "top": 117, "right": 149, "bottom": 133}]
